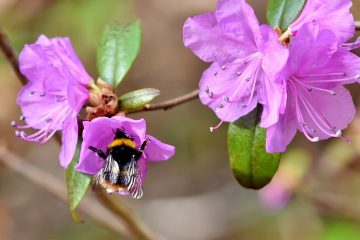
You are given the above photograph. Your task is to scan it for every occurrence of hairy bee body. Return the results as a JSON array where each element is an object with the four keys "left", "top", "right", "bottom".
[{"left": 90, "top": 129, "right": 147, "bottom": 199}]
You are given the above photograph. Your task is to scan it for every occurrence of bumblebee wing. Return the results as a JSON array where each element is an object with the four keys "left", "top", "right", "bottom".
[
  {"left": 103, "top": 155, "right": 120, "bottom": 184},
  {"left": 126, "top": 159, "right": 144, "bottom": 199},
  {"left": 91, "top": 169, "right": 105, "bottom": 193},
  {"left": 92, "top": 155, "right": 120, "bottom": 193}
]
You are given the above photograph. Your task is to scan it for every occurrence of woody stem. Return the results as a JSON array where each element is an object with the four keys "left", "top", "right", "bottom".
[{"left": 127, "top": 89, "right": 199, "bottom": 114}]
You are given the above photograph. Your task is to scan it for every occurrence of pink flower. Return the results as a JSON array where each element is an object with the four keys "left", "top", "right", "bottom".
[
  {"left": 266, "top": 23, "right": 360, "bottom": 153},
  {"left": 76, "top": 116, "right": 175, "bottom": 197},
  {"left": 183, "top": 0, "right": 288, "bottom": 130},
  {"left": 289, "top": 0, "right": 355, "bottom": 42},
  {"left": 12, "top": 35, "right": 92, "bottom": 167}
]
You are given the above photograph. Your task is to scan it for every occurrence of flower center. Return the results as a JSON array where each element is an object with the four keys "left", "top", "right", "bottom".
[{"left": 205, "top": 52, "right": 263, "bottom": 131}]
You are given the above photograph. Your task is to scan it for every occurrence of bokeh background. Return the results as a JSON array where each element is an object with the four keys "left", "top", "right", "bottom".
[{"left": 0, "top": 0, "right": 360, "bottom": 239}]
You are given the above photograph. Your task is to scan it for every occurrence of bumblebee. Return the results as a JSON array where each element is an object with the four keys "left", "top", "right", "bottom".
[{"left": 89, "top": 128, "right": 148, "bottom": 199}]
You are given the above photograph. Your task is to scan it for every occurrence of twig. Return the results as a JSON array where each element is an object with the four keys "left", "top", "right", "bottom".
[
  {"left": 356, "top": 21, "right": 360, "bottom": 31},
  {"left": 0, "top": 28, "right": 27, "bottom": 85},
  {"left": 128, "top": 89, "right": 199, "bottom": 114},
  {"left": 0, "top": 144, "right": 158, "bottom": 239},
  {"left": 96, "top": 194, "right": 157, "bottom": 240}
]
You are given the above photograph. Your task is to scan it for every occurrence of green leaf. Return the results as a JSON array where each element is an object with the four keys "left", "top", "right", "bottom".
[
  {"left": 65, "top": 140, "right": 91, "bottom": 223},
  {"left": 119, "top": 88, "right": 160, "bottom": 111},
  {"left": 227, "top": 106, "right": 280, "bottom": 189},
  {"left": 97, "top": 20, "right": 141, "bottom": 88},
  {"left": 267, "top": 0, "right": 306, "bottom": 31}
]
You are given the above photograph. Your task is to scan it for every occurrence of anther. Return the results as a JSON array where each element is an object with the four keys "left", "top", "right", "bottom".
[
  {"left": 20, "top": 131, "right": 27, "bottom": 138},
  {"left": 205, "top": 86, "right": 210, "bottom": 93},
  {"left": 20, "top": 116, "right": 26, "bottom": 121},
  {"left": 355, "top": 73, "right": 360, "bottom": 80},
  {"left": 299, "top": 121, "right": 306, "bottom": 127},
  {"left": 29, "top": 91, "right": 35, "bottom": 96},
  {"left": 11, "top": 121, "right": 17, "bottom": 127},
  {"left": 221, "top": 65, "right": 227, "bottom": 70},
  {"left": 330, "top": 91, "right": 336, "bottom": 96},
  {"left": 307, "top": 88, "right": 313, "bottom": 92},
  {"left": 214, "top": 72, "right": 218, "bottom": 76},
  {"left": 241, "top": 104, "right": 247, "bottom": 109},
  {"left": 215, "top": 104, "right": 224, "bottom": 112},
  {"left": 311, "top": 136, "right": 320, "bottom": 142},
  {"left": 40, "top": 92, "right": 46, "bottom": 97},
  {"left": 335, "top": 129, "right": 342, "bottom": 137},
  {"left": 245, "top": 78, "right": 250, "bottom": 82},
  {"left": 45, "top": 118, "right": 52, "bottom": 123},
  {"left": 208, "top": 92, "right": 214, "bottom": 98},
  {"left": 236, "top": 72, "right": 242, "bottom": 76},
  {"left": 223, "top": 96, "right": 230, "bottom": 102},
  {"left": 15, "top": 130, "right": 21, "bottom": 137},
  {"left": 209, "top": 127, "right": 214, "bottom": 132}
]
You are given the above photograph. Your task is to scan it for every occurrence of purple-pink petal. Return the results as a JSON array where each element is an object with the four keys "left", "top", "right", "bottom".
[
  {"left": 59, "top": 115, "right": 79, "bottom": 168},
  {"left": 266, "top": 102, "right": 298, "bottom": 153},
  {"left": 144, "top": 135, "right": 176, "bottom": 162},
  {"left": 215, "top": 0, "right": 262, "bottom": 47},
  {"left": 258, "top": 25, "right": 289, "bottom": 127},
  {"left": 289, "top": 0, "right": 354, "bottom": 42},
  {"left": 183, "top": 13, "right": 247, "bottom": 63}
]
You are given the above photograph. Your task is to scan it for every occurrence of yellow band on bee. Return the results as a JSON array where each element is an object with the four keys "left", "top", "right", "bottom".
[{"left": 108, "top": 139, "right": 136, "bottom": 149}]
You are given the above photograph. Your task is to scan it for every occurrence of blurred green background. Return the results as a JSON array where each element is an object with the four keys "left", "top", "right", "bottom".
[{"left": 0, "top": 0, "right": 360, "bottom": 239}]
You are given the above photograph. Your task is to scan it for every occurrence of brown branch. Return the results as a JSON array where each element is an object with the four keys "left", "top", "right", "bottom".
[
  {"left": 0, "top": 28, "right": 27, "bottom": 85},
  {"left": 0, "top": 144, "right": 159, "bottom": 240},
  {"left": 128, "top": 89, "right": 199, "bottom": 114},
  {"left": 356, "top": 21, "right": 360, "bottom": 31},
  {"left": 96, "top": 194, "right": 157, "bottom": 240}
]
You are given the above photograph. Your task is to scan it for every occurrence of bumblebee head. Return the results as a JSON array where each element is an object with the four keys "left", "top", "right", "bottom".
[{"left": 114, "top": 128, "right": 134, "bottom": 141}]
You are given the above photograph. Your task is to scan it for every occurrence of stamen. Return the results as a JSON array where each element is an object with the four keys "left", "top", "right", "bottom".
[
  {"left": 301, "top": 76, "right": 357, "bottom": 83},
  {"left": 342, "top": 37, "right": 360, "bottom": 51},
  {"left": 210, "top": 104, "right": 233, "bottom": 132},
  {"left": 297, "top": 72, "right": 347, "bottom": 78},
  {"left": 210, "top": 120, "right": 224, "bottom": 132},
  {"left": 339, "top": 136, "right": 352, "bottom": 144},
  {"left": 296, "top": 85, "right": 341, "bottom": 138},
  {"left": 291, "top": 77, "right": 336, "bottom": 95},
  {"left": 289, "top": 83, "right": 320, "bottom": 142}
]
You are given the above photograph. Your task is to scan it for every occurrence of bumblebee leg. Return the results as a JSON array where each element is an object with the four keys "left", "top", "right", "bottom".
[
  {"left": 134, "top": 138, "right": 149, "bottom": 160},
  {"left": 89, "top": 146, "right": 107, "bottom": 160}
]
